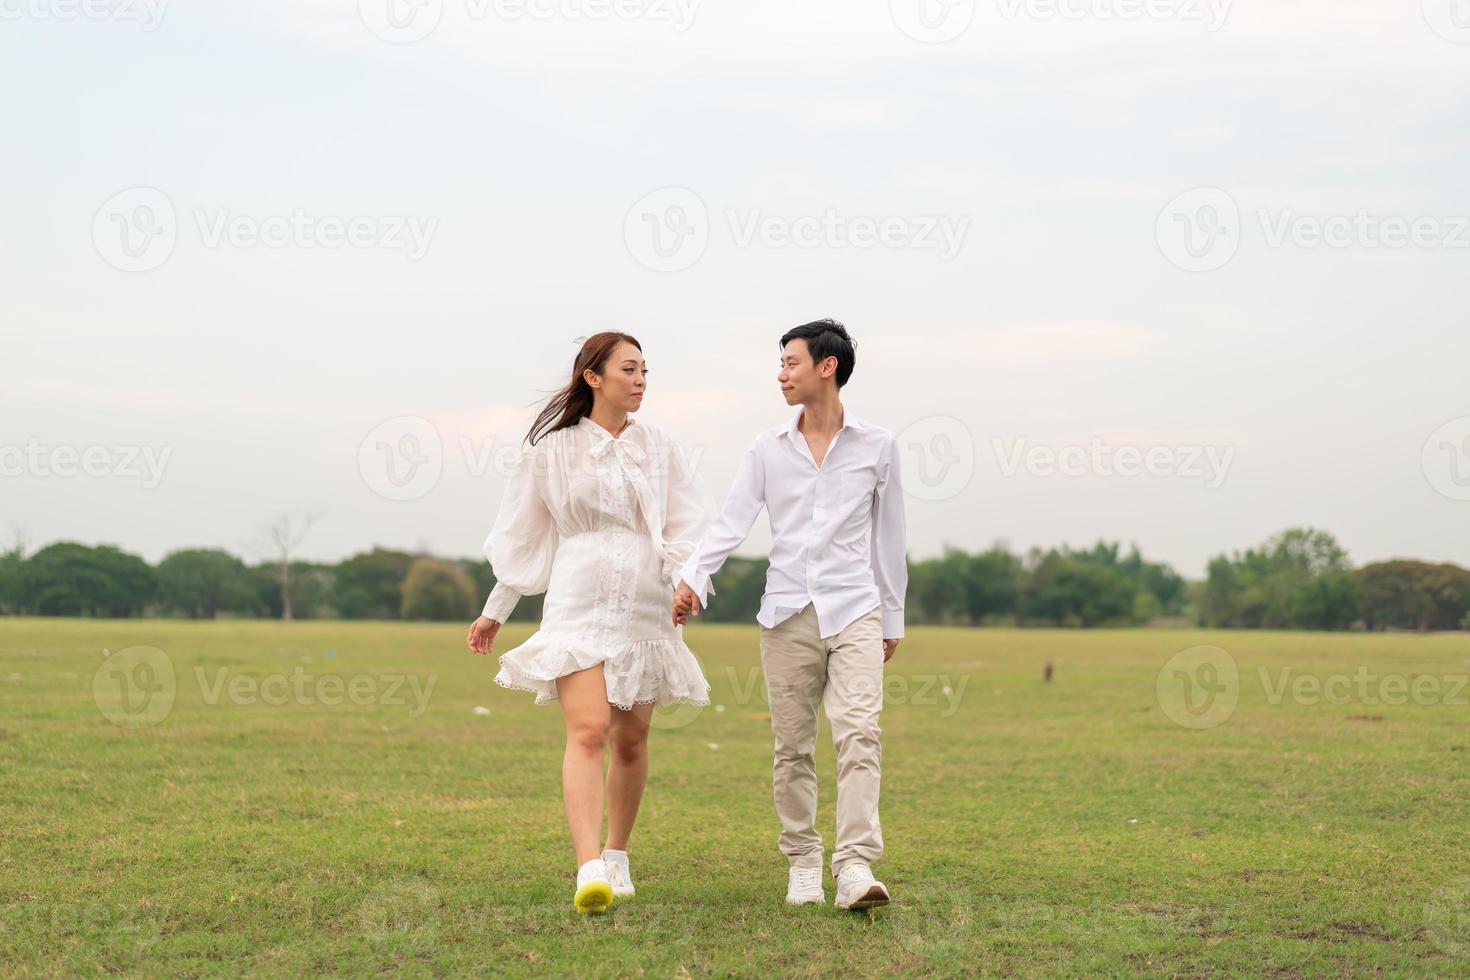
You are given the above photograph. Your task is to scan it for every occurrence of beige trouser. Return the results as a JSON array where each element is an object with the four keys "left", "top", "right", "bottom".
[{"left": 758, "top": 602, "right": 884, "bottom": 878}]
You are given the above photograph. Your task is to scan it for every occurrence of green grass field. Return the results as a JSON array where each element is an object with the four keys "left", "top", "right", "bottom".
[{"left": 3, "top": 617, "right": 1469, "bottom": 977}]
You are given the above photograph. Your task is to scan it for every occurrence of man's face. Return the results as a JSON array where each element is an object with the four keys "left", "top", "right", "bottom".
[{"left": 777, "top": 339, "right": 834, "bottom": 405}]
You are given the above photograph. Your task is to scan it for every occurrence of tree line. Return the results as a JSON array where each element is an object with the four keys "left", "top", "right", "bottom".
[{"left": 0, "top": 527, "right": 1466, "bottom": 632}]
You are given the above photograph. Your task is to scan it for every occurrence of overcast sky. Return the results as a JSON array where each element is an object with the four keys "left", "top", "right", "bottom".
[{"left": 3, "top": 0, "right": 1467, "bottom": 578}]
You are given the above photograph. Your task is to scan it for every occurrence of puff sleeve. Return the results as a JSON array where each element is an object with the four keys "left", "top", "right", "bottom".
[
  {"left": 657, "top": 435, "right": 716, "bottom": 589},
  {"left": 480, "top": 443, "right": 558, "bottom": 622}
]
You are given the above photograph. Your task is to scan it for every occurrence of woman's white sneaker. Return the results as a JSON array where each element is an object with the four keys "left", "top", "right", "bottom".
[
  {"left": 602, "top": 849, "right": 635, "bottom": 897},
  {"left": 834, "top": 864, "right": 890, "bottom": 910},
  {"left": 573, "top": 858, "right": 614, "bottom": 915},
  {"left": 786, "top": 865, "right": 825, "bottom": 905}
]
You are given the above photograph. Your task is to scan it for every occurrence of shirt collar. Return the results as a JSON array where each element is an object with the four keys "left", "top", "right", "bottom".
[
  {"left": 578, "top": 415, "right": 636, "bottom": 441},
  {"left": 781, "top": 406, "right": 865, "bottom": 440}
]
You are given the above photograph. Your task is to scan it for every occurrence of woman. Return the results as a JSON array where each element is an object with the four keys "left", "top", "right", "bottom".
[{"left": 466, "top": 332, "right": 712, "bottom": 915}]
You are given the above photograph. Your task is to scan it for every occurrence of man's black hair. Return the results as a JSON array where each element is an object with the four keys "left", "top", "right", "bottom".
[{"left": 779, "top": 318, "right": 857, "bottom": 388}]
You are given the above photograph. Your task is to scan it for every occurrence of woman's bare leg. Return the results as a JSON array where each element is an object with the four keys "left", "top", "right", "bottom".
[
  {"left": 556, "top": 665, "right": 611, "bottom": 866},
  {"left": 604, "top": 702, "right": 654, "bottom": 852}
]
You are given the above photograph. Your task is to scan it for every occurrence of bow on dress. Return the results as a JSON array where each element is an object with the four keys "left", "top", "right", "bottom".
[{"left": 588, "top": 434, "right": 682, "bottom": 586}]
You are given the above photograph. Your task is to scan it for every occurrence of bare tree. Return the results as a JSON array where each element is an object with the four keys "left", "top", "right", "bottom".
[
  {"left": 6, "top": 521, "right": 30, "bottom": 559},
  {"left": 261, "top": 508, "right": 325, "bottom": 621},
  {"left": 0, "top": 522, "right": 29, "bottom": 615}
]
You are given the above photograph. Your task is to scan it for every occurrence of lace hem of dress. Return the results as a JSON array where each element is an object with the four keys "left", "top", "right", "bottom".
[
  {"left": 493, "top": 676, "right": 709, "bottom": 710},
  {"left": 493, "top": 630, "right": 710, "bottom": 711}
]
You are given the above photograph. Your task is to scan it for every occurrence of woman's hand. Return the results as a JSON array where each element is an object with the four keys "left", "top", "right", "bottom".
[
  {"left": 467, "top": 616, "right": 501, "bottom": 655},
  {"left": 672, "top": 580, "right": 699, "bottom": 626}
]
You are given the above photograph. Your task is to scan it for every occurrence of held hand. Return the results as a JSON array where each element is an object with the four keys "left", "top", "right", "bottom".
[
  {"left": 467, "top": 616, "right": 501, "bottom": 655},
  {"left": 672, "top": 580, "right": 701, "bottom": 626},
  {"left": 883, "top": 638, "right": 899, "bottom": 663}
]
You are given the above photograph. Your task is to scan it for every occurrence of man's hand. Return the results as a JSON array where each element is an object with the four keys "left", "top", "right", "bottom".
[
  {"left": 672, "top": 580, "right": 701, "bottom": 626},
  {"left": 467, "top": 616, "right": 501, "bottom": 655},
  {"left": 883, "top": 638, "right": 900, "bottom": 663}
]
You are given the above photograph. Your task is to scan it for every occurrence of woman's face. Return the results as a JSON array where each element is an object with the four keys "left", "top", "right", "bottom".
[{"left": 588, "top": 341, "right": 647, "bottom": 414}]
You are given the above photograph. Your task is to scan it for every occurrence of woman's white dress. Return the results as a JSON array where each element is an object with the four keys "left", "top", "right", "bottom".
[{"left": 481, "top": 415, "right": 713, "bottom": 710}]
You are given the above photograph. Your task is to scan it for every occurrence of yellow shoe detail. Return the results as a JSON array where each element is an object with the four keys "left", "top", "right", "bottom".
[{"left": 573, "top": 880, "right": 614, "bottom": 915}]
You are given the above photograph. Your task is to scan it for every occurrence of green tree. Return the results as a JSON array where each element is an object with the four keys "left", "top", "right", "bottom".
[
  {"left": 1199, "top": 528, "right": 1359, "bottom": 630},
  {"left": 333, "top": 548, "right": 416, "bottom": 620},
  {"left": 401, "top": 557, "right": 478, "bottom": 621},
  {"left": 910, "top": 548, "right": 968, "bottom": 624},
  {"left": 1199, "top": 555, "right": 1238, "bottom": 628},
  {"left": 961, "top": 545, "right": 1023, "bottom": 624},
  {"left": 21, "top": 542, "right": 156, "bottom": 617},
  {"left": 1020, "top": 548, "right": 1135, "bottom": 627},
  {"left": 0, "top": 541, "right": 25, "bottom": 615},
  {"left": 156, "top": 548, "right": 258, "bottom": 619},
  {"left": 699, "top": 556, "right": 771, "bottom": 623},
  {"left": 1356, "top": 561, "right": 1470, "bottom": 631}
]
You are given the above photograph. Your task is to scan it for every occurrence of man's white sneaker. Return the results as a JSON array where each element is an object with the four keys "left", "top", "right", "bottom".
[
  {"left": 834, "top": 864, "right": 890, "bottom": 910},
  {"left": 786, "top": 865, "right": 825, "bottom": 905},
  {"left": 602, "top": 850, "right": 635, "bottom": 897},
  {"left": 573, "top": 858, "right": 614, "bottom": 915}
]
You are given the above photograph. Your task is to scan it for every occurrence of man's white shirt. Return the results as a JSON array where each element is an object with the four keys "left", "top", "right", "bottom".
[{"left": 678, "top": 407, "right": 908, "bottom": 640}]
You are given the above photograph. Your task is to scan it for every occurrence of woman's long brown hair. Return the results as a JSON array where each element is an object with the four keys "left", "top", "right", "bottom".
[{"left": 525, "top": 332, "right": 642, "bottom": 446}]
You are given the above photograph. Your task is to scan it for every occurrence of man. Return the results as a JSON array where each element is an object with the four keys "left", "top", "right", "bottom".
[{"left": 673, "top": 318, "right": 908, "bottom": 911}]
